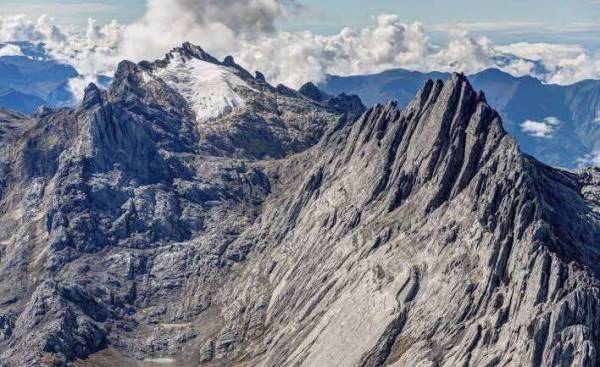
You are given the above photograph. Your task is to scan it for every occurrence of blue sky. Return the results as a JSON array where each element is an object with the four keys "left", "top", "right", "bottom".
[
  {"left": 295, "top": 0, "right": 600, "bottom": 26},
  {"left": 3, "top": 0, "right": 600, "bottom": 47},
  {"left": 289, "top": 0, "right": 600, "bottom": 48},
  {"left": 0, "top": 0, "right": 145, "bottom": 25}
]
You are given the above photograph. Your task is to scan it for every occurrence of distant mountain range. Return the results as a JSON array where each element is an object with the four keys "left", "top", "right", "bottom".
[
  {"left": 0, "top": 42, "right": 77, "bottom": 114},
  {"left": 2, "top": 40, "right": 600, "bottom": 169},
  {"left": 321, "top": 68, "right": 600, "bottom": 168}
]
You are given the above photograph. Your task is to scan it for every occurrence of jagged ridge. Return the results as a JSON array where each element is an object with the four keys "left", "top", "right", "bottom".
[
  {"left": 210, "top": 73, "right": 600, "bottom": 366},
  {"left": 0, "top": 43, "right": 598, "bottom": 367}
]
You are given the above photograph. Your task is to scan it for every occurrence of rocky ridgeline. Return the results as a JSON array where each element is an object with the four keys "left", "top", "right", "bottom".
[{"left": 0, "top": 44, "right": 598, "bottom": 367}]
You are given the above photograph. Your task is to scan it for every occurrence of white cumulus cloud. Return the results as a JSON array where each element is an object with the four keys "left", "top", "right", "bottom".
[
  {"left": 496, "top": 42, "right": 600, "bottom": 85},
  {"left": 0, "top": 14, "right": 122, "bottom": 101},
  {"left": 112, "top": 2, "right": 600, "bottom": 88},
  {"left": 521, "top": 117, "right": 561, "bottom": 138},
  {"left": 0, "top": 43, "right": 23, "bottom": 57},
  {"left": 118, "top": 0, "right": 288, "bottom": 62},
  {"left": 4, "top": 2, "right": 600, "bottom": 99},
  {"left": 0, "top": 14, "right": 66, "bottom": 44}
]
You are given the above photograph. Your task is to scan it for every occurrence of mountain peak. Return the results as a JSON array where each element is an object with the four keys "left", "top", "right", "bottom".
[
  {"left": 222, "top": 55, "right": 236, "bottom": 66},
  {"left": 81, "top": 83, "right": 103, "bottom": 109},
  {"left": 410, "top": 73, "right": 489, "bottom": 125},
  {"left": 101, "top": 43, "right": 348, "bottom": 159},
  {"left": 298, "top": 82, "right": 329, "bottom": 102},
  {"left": 349, "top": 73, "right": 508, "bottom": 213},
  {"left": 168, "top": 42, "right": 220, "bottom": 64},
  {"left": 445, "top": 72, "right": 482, "bottom": 99},
  {"left": 255, "top": 71, "right": 266, "bottom": 83},
  {"left": 151, "top": 52, "right": 255, "bottom": 123}
]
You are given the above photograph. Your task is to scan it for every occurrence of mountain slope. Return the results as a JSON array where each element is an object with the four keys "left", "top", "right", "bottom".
[
  {"left": 213, "top": 74, "right": 600, "bottom": 367},
  {"left": 0, "top": 43, "right": 357, "bottom": 367},
  {"left": 320, "top": 68, "right": 600, "bottom": 168},
  {"left": 0, "top": 89, "right": 47, "bottom": 115},
  {"left": 0, "top": 44, "right": 599, "bottom": 367}
]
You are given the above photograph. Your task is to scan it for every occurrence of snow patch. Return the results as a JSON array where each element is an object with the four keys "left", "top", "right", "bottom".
[{"left": 153, "top": 53, "right": 251, "bottom": 122}]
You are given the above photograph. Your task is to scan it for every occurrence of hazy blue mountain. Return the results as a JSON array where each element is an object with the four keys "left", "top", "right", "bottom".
[
  {"left": 0, "top": 42, "right": 78, "bottom": 114},
  {"left": 322, "top": 69, "right": 448, "bottom": 107},
  {"left": 0, "top": 89, "right": 46, "bottom": 115},
  {"left": 320, "top": 68, "right": 600, "bottom": 168}
]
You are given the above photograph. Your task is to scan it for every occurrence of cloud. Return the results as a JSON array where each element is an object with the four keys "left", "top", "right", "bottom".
[
  {"left": 115, "top": 1, "right": 600, "bottom": 88},
  {"left": 432, "top": 21, "right": 600, "bottom": 35},
  {"left": 521, "top": 117, "right": 561, "bottom": 138},
  {"left": 235, "top": 16, "right": 443, "bottom": 87},
  {"left": 233, "top": 17, "right": 512, "bottom": 87},
  {"left": 118, "top": 0, "right": 289, "bottom": 62},
  {"left": 495, "top": 42, "right": 600, "bottom": 84},
  {"left": 0, "top": 14, "right": 122, "bottom": 101},
  {"left": 0, "top": 14, "right": 66, "bottom": 44},
  {"left": 114, "top": 2, "right": 540, "bottom": 87},
  {"left": 577, "top": 150, "right": 600, "bottom": 168},
  {"left": 0, "top": 43, "right": 23, "bottom": 57},
  {"left": 62, "top": 18, "right": 122, "bottom": 101},
  {"left": 5, "top": 4, "right": 600, "bottom": 100},
  {"left": 432, "top": 21, "right": 547, "bottom": 33}
]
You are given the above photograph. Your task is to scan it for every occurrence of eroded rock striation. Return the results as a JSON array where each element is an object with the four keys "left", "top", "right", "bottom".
[{"left": 0, "top": 43, "right": 599, "bottom": 367}]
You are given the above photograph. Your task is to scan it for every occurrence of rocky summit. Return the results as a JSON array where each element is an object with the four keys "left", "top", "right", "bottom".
[{"left": 0, "top": 43, "right": 599, "bottom": 367}]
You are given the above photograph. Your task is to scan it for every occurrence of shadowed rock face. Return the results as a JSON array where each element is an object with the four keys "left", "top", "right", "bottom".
[
  {"left": 299, "top": 81, "right": 366, "bottom": 123},
  {"left": 0, "top": 44, "right": 599, "bottom": 367}
]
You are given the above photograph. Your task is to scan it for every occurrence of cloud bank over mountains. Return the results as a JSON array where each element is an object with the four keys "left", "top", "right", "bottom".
[
  {"left": 2, "top": 0, "right": 600, "bottom": 98},
  {"left": 0, "top": 14, "right": 120, "bottom": 100}
]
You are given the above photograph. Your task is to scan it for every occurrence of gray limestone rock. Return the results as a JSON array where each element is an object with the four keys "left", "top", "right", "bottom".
[{"left": 0, "top": 45, "right": 598, "bottom": 367}]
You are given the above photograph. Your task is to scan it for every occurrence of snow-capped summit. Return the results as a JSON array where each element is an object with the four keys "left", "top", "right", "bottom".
[
  {"left": 106, "top": 42, "right": 364, "bottom": 159},
  {"left": 142, "top": 43, "right": 257, "bottom": 123},
  {"left": 125, "top": 43, "right": 365, "bottom": 160},
  {"left": 153, "top": 52, "right": 253, "bottom": 122}
]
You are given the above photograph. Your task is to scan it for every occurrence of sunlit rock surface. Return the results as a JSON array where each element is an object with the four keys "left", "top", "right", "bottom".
[{"left": 0, "top": 44, "right": 598, "bottom": 367}]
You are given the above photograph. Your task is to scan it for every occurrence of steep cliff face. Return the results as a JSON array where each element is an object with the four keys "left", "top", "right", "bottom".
[
  {"left": 218, "top": 75, "right": 600, "bottom": 367},
  {"left": 0, "top": 43, "right": 347, "bottom": 367},
  {"left": 0, "top": 44, "right": 599, "bottom": 367}
]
